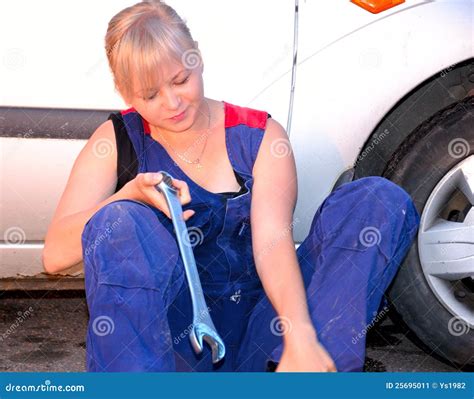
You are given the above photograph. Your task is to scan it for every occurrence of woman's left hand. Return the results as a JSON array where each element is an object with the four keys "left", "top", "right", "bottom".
[{"left": 275, "top": 331, "right": 337, "bottom": 372}]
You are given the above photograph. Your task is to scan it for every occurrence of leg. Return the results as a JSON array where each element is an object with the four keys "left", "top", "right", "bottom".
[
  {"left": 236, "top": 176, "right": 420, "bottom": 372},
  {"left": 82, "top": 199, "right": 186, "bottom": 372}
]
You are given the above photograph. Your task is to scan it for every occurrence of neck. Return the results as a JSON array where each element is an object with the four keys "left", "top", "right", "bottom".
[{"left": 150, "top": 99, "right": 212, "bottom": 149}]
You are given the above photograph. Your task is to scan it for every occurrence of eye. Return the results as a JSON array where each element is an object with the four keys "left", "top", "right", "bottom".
[
  {"left": 145, "top": 93, "right": 157, "bottom": 101},
  {"left": 175, "top": 75, "right": 190, "bottom": 85}
]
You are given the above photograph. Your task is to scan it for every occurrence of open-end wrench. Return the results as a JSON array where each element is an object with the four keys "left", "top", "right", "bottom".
[{"left": 155, "top": 171, "right": 226, "bottom": 364}]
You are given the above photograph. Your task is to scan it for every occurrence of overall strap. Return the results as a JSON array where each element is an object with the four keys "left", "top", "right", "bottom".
[
  {"left": 108, "top": 107, "right": 148, "bottom": 193},
  {"left": 224, "top": 101, "right": 272, "bottom": 179},
  {"left": 108, "top": 112, "right": 138, "bottom": 193},
  {"left": 109, "top": 103, "right": 272, "bottom": 193}
]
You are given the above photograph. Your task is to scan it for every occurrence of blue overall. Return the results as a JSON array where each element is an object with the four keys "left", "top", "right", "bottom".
[{"left": 82, "top": 101, "right": 420, "bottom": 372}]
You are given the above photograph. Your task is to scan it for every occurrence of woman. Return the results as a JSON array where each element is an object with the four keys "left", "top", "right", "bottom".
[{"left": 42, "top": 0, "right": 420, "bottom": 372}]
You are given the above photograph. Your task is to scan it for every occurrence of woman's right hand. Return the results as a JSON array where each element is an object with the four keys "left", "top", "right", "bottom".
[{"left": 124, "top": 172, "right": 195, "bottom": 221}]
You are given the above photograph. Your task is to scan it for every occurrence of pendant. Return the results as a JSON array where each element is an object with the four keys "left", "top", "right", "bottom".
[{"left": 197, "top": 163, "right": 203, "bottom": 170}]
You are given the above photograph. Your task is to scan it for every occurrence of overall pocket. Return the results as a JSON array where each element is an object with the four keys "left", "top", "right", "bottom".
[
  {"left": 181, "top": 202, "right": 215, "bottom": 247},
  {"left": 236, "top": 215, "right": 258, "bottom": 279}
]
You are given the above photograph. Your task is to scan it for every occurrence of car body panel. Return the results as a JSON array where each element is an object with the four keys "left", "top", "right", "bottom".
[{"left": 0, "top": 0, "right": 472, "bottom": 277}]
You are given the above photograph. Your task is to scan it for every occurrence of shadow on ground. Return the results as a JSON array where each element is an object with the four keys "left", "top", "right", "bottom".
[{"left": 0, "top": 290, "right": 463, "bottom": 372}]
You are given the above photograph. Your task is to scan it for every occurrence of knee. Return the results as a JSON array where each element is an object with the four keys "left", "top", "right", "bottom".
[
  {"left": 361, "top": 176, "right": 411, "bottom": 207},
  {"left": 82, "top": 199, "right": 172, "bottom": 247},
  {"left": 319, "top": 176, "right": 420, "bottom": 237},
  {"left": 358, "top": 177, "right": 420, "bottom": 228},
  {"left": 333, "top": 176, "right": 416, "bottom": 215},
  {"left": 82, "top": 198, "right": 174, "bottom": 248},
  {"left": 81, "top": 199, "right": 181, "bottom": 285},
  {"left": 83, "top": 199, "right": 159, "bottom": 235}
]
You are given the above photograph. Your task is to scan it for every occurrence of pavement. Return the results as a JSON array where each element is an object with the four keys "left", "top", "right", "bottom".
[{"left": 0, "top": 290, "right": 467, "bottom": 372}]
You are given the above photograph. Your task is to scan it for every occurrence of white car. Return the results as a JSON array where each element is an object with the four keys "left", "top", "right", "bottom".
[{"left": 1, "top": 0, "right": 472, "bottom": 367}]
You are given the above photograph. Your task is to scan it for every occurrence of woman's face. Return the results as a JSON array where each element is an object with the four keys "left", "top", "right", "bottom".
[{"left": 125, "top": 56, "right": 206, "bottom": 136}]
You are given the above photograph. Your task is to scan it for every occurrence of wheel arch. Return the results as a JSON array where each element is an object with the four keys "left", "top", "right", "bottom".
[{"left": 353, "top": 58, "right": 474, "bottom": 181}]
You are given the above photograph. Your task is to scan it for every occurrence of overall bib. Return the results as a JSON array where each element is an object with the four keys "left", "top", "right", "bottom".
[{"left": 82, "top": 101, "right": 420, "bottom": 372}]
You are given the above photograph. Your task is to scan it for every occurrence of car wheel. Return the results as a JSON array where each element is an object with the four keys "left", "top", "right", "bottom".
[{"left": 383, "top": 95, "right": 474, "bottom": 368}]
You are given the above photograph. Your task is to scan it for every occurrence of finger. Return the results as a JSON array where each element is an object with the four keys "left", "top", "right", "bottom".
[
  {"left": 155, "top": 197, "right": 171, "bottom": 219},
  {"left": 323, "top": 354, "right": 337, "bottom": 372},
  {"left": 328, "top": 363, "right": 337, "bottom": 372},
  {"left": 158, "top": 203, "right": 171, "bottom": 219},
  {"left": 183, "top": 209, "right": 195, "bottom": 221},
  {"left": 145, "top": 172, "right": 162, "bottom": 186},
  {"left": 172, "top": 179, "right": 192, "bottom": 204}
]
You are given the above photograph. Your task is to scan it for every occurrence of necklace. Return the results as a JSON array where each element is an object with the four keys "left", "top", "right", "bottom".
[{"left": 157, "top": 99, "right": 211, "bottom": 170}]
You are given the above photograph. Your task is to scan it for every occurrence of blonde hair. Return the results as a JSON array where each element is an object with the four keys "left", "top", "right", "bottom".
[{"left": 105, "top": 0, "right": 197, "bottom": 102}]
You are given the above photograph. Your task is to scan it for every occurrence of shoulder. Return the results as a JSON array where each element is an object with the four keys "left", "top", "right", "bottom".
[
  {"left": 82, "top": 118, "right": 117, "bottom": 169},
  {"left": 91, "top": 117, "right": 116, "bottom": 142},
  {"left": 256, "top": 116, "right": 291, "bottom": 158},
  {"left": 80, "top": 118, "right": 117, "bottom": 170},
  {"left": 224, "top": 101, "right": 271, "bottom": 130},
  {"left": 253, "top": 115, "right": 293, "bottom": 173},
  {"left": 263, "top": 117, "right": 287, "bottom": 140}
]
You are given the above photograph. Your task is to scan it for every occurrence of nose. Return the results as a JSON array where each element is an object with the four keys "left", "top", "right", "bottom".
[{"left": 162, "top": 87, "right": 181, "bottom": 111}]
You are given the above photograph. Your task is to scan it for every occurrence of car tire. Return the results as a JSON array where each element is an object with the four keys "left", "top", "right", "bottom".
[{"left": 383, "top": 95, "right": 474, "bottom": 368}]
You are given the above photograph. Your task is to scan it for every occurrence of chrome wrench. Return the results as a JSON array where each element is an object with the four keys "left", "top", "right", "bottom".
[{"left": 155, "top": 171, "right": 226, "bottom": 363}]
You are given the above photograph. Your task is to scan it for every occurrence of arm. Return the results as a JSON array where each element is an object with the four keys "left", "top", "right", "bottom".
[
  {"left": 42, "top": 120, "right": 194, "bottom": 274},
  {"left": 251, "top": 118, "right": 336, "bottom": 371},
  {"left": 42, "top": 119, "right": 124, "bottom": 274},
  {"left": 251, "top": 118, "right": 313, "bottom": 339}
]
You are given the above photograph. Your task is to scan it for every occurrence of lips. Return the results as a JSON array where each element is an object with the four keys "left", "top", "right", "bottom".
[{"left": 170, "top": 110, "right": 186, "bottom": 119}]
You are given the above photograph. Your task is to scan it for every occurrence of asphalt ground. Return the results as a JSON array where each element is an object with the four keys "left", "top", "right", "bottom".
[{"left": 0, "top": 290, "right": 468, "bottom": 372}]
